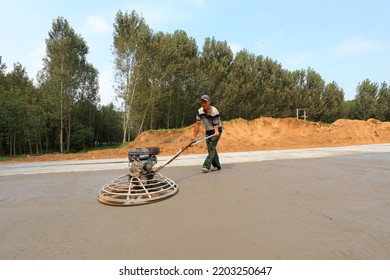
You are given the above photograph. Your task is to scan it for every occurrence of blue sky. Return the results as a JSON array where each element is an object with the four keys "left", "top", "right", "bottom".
[{"left": 1, "top": 0, "right": 389, "bottom": 105}]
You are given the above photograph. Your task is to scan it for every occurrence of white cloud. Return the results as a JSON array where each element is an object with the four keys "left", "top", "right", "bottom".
[
  {"left": 84, "top": 15, "right": 110, "bottom": 34},
  {"left": 271, "top": 30, "right": 284, "bottom": 39},
  {"left": 228, "top": 42, "right": 243, "bottom": 55},
  {"left": 26, "top": 43, "right": 46, "bottom": 82},
  {"left": 126, "top": 1, "right": 196, "bottom": 28},
  {"left": 254, "top": 39, "right": 270, "bottom": 52},
  {"left": 254, "top": 30, "right": 284, "bottom": 52},
  {"left": 280, "top": 51, "right": 314, "bottom": 70},
  {"left": 331, "top": 36, "right": 381, "bottom": 56},
  {"left": 99, "top": 70, "right": 117, "bottom": 106},
  {"left": 185, "top": 0, "right": 205, "bottom": 7},
  {"left": 129, "top": 3, "right": 178, "bottom": 26}
]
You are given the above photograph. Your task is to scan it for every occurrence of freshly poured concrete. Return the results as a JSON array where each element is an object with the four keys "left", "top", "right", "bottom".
[{"left": 1, "top": 145, "right": 390, "bottom": 259}]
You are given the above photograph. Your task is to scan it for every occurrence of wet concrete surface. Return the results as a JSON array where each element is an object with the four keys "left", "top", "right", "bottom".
[{"left": 1, "top": 145, "right": 390, "bottom": 259}]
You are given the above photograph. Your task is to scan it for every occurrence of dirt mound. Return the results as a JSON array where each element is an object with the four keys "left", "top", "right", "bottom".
[{"left": 10, "top": 117, "right": 390, "bottom": 162}]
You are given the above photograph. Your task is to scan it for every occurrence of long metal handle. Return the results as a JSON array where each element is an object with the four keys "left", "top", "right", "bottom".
[
  {"left": 154, "top": 135, "right": 214, "bottom": 173},
  {"left": 154, "top": 144, "right": 191, "bottom": 173},
  {"left": 191, "top": 135, "right": 213, "bottom": 146}
]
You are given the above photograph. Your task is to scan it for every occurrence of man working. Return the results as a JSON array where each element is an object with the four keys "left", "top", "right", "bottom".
[{"left": 191, "top": 94, "right": 222, "bottom": 173}]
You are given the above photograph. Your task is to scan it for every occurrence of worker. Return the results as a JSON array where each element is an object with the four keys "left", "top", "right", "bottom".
[{"left": 191, "top": 94, "right": 222, "bottom": 173}]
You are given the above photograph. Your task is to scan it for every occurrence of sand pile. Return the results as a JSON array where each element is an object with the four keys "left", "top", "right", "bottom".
[
  {"left": 124, "top": 117, "right": 390, "bottom": 155},
  {"left": 12, "top": 117, "right": 390, "bottom": 162}
]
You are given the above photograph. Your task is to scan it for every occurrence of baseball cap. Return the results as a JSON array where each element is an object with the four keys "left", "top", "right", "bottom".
[{"left": 200, "top": 95, "right": 210, "bottom": 102}]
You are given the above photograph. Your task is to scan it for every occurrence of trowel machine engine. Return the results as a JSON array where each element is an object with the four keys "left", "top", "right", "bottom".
[{"left": 127, "top": 147, "right": 160, "bottom": 179}]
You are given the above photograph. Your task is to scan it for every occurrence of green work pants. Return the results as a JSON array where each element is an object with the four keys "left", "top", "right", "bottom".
[{"left": 203, "top": 135, "right": 221, "bottom": 169}]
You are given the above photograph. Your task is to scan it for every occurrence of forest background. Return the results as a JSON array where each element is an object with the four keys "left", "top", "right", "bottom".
[{"left": 1, "top": 10, "right": 390, "bottom": 157}]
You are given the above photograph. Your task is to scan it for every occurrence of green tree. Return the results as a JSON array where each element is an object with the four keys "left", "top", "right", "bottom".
[
  {"left": 113, "top": 10, "right": 152, "bottom": 142},
  {"left": 223, "top": 50, "right": 259, "bottom": 119},
  {"left": 136, "top": 30, "right": 199, "bottom": 131},
  {"left": 0, "top": 56, "right": 7, "bottom": 155},
  {"left": 376, "top": 82, "right": 390, "bottom": 121},
  {"left": 146, "top": 31, "right": 170, "bottom": 131},
  {"left": 126, "top": 30, "right": 196, "bottom": 133},
  {"left": 344, "top": 99, "right": 356, "bottom": 119},
  {"left": 164, "top": 30, "right": 199, "bottom": 128},
  {"left": 132, "top": 31, "right": 167, "bottom": 133},
  {"left": 257, "top": 57, "right": 293, "bottom": 118},
  {"left": 36, "top": 70, "right": 60, "bottom": 152},
  {"left": 42, "top": 17, "right": 96, "bottom": 152},
  {"left": 199, "top": 37, "right": 233, "bottom": 108},
  {"left": 355, "top": 79, "right": 378, "bottom": 120},
  {"left": 1, "top": 63, "right": 35, "bottom": 155},
  {"left": 321, "top": 82, "right": 345, "bottom": 123},
  {"left": 71, "top": 62, "right": 100, "bottom": 149},
  {"left": 291, "top": 68, "right": 325, "bottom": 121},
  {"left": 95, "top": 103, "right": 122, "bottom": 144}
]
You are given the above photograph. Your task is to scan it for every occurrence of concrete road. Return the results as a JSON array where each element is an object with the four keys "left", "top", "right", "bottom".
[
  {"left": 1, "top": 144, "right": 390, "bottom": 259},
  {"left": 2, "top": 143, "right": 390, "bottom": 176}
]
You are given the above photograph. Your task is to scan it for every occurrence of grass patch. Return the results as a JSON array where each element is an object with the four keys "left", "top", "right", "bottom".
[
  {"left": 318, "top": 121, "right": 333, "bottom": 126},
  {"left": 74, "top": 142, "right": 129, "bottom": 154},
  {"left": 0, "top": 154, "right": 30, "bottom": 161},
  {"left": 143, "top": 127, "right": 186, "bottom": 133},
  {"left": 1, "top": 143, "right": 130, "bottom": 160}
]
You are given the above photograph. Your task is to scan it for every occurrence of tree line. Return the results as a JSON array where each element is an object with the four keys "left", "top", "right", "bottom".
[
  {"left": 1, "top": 10, "right": 390, "bottom": 156},
  {"left": 0, "top": 18, "right": 122, "bottom": 156}
]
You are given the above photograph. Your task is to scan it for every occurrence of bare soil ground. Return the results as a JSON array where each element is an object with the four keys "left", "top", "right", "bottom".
[{"left": 8, "top": 117, "right": 390, "bottom": 162}]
